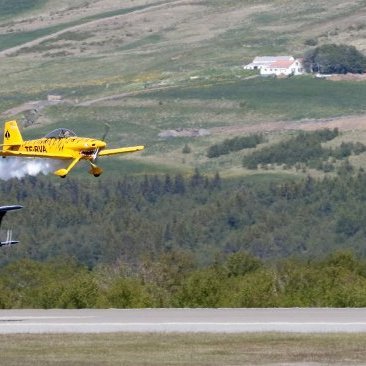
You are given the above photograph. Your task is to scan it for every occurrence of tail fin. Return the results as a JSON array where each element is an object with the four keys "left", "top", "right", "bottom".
[
  {"left": 0, "top": 229, "right": 19, "bottom": 247},
  {"left": 0, "top": 206, "right": 22, "bottom": 247},
  {"left": 3, "top": 120, "right": 23, "bottom": 151}
]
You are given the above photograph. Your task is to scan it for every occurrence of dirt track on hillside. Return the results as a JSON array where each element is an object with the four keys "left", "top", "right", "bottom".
[
  {"left": 0, "top": 0, "right": 203, "bottom": 57},
  {"left": 211, "top": 114, "right": 366, "bottom": 136},
  {"left": 0, "top": 0, "right": 270, "bottom": 58}
]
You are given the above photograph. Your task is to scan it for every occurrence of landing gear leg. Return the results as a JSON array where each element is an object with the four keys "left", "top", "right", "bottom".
[
  {"left": 54, "top": 157, "right": 81, "bottom": 178},
  {"left": 89, "top": 162, "right": 103, "bottom": 177}
]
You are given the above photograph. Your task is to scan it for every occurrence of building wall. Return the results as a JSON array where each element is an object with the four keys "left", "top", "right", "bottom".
[{"left": 260, "top": 60, "right": 304, "bottom": 76}]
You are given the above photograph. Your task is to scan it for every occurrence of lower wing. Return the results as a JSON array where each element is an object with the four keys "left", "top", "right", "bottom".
[{"left": 98, "top": 146, "right": 144, "bottom": 156}]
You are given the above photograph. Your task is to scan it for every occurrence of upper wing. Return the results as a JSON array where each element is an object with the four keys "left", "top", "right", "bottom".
[
  {"left": 0, "top": 205, "right": 23, "bottom": 226},
  {"left": 98, "top": 145, "right": 144, "bottom": 156},
  {"left": 0, "top": 211, "right": 5, "bottom": 225}
]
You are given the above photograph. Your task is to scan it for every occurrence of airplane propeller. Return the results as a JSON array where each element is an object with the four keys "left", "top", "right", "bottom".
[
  {"left": 92, "top": 123, "right": 110, "bottom": 162},
  {"left": 90, "top": 123, "right": 110, "bottom": 177},
  {"left": 101, "top": 123, "right": 110, "bottom": 142}
]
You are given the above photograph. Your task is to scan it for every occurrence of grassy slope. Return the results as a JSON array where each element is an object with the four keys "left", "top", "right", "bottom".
[
  {"left": 0, "top": 0, "right": 47, "bottom": 19},
  {"left": 1, "top": 0, "right": 366, "bottom": 177}
]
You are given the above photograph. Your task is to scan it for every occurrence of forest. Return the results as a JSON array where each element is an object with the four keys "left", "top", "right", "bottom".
[
  {"left": 1, "top": 155, "right": 366, "bottom": 307},
  {"left": 3, "top": 166, "right": 366, "bottom": 266}
]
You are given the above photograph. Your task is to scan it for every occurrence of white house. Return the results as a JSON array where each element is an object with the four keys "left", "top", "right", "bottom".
[
  {"left": 243, "top": 56, "right": 304, "bottom": 76},
  {"left": 244, "top": 56, "right": 294, "bottom": 70}
]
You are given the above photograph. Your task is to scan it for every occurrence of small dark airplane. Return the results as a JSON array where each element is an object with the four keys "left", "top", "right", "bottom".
[{"left": 0, "top": 205, "right": 22, "bottom": 246}]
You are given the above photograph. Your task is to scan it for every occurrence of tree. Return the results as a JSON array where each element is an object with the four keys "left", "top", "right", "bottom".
[
  {"left": 103, "top": 278, "right": 152, "bottom": 308},
  {"left": 58, "top": 274, "right": 99, "bottom": 309},
  {"left": 182, "top": 143, "right": 191, "bottom": 154},
  {"left": 225, "top": 251, "right": 262, "bottom": 277},
  {"left": 303, "top": 44, "right": 366, "bottom": 74},
  {"left": 175, "top": 268, "right": 226, "bottom": 307}
]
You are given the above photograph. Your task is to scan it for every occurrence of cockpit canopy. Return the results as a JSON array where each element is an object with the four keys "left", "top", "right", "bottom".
[{"left": 44, "top": 128, "right": 76, "bottom": 139}]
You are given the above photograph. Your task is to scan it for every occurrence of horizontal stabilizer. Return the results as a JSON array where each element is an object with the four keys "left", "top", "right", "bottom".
[
  {"left": 0, "top": 229, "right": 19, "bottom": 247},
  {"left": 0, "top": 240, "right": 19, "bottom": 247}
]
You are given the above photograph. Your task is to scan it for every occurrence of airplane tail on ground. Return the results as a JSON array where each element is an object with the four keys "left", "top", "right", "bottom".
[
  {"left": 2, "top": 120, "right": 23, "bottom": 151},
  {"left": 0, "top": 229, "right": 19, "bottom": 247},
  {"left": 0, "top": 206, "right": 23, "bottom": 247}
]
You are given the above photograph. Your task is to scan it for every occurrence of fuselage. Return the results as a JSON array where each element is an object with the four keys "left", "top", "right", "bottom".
[{"left": 18, "top": 137, "right": 106, "bottom": 160}]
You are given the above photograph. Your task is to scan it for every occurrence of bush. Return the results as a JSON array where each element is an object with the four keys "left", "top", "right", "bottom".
[
  {"left": 207, "top": 134, "right": 264, "bottom": 158},
  {"left": 243, "top": 129, "right": 339, "bottom": 168},
  {"left": 303, "top": 44, "right": 366, "bottom": 74}
]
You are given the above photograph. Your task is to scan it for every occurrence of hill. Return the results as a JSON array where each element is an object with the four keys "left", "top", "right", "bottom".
[{"left": 0, "top": 0, "right": 366, "bottom": 178}]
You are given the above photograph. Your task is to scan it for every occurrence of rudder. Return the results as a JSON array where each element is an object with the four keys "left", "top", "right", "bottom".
[{"left": 3, "top": 120, "right": 23, "bottom": 150}]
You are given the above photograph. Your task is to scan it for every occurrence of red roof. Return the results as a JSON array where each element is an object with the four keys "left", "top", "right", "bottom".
[{"left": 269, "top": 60, "right": 295, "bottom": 68}]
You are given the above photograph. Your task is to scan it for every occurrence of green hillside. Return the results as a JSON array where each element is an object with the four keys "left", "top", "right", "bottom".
[{"left": 0, "top": 0, "right": 365, "bottom": 177}]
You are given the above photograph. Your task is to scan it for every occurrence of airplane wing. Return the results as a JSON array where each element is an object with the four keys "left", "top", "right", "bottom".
[
  {"left": 0, "top": 205, "right": 23, "bottom": 225},
  {"left": 0, "top": 205, "right": 23, "bottom": 212},
  {"left": 0, "top": 211, "right": 6, "bottom": 225},
  {"left": 0, "top": 240, "right": 19, "bottom": 247},
  {"left": 98, "top": 146, "right": 144, "bottom": 156}
]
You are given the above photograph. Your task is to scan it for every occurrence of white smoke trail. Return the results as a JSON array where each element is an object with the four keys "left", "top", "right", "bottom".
[{"left": 0, "top": 157, "right": 64, "bottom": 180}]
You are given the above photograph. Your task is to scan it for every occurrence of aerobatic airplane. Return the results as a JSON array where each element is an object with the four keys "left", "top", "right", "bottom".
[
  {"left": 0, "top": 120, "right": 144, "bottom": 178},
  {"left": 0, "top": 205, "right": 22, "bottom": 246}
]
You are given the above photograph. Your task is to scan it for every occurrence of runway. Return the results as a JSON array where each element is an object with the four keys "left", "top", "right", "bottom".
[{"left": 1, "top": 308, "right": 366, "bottom": 334}]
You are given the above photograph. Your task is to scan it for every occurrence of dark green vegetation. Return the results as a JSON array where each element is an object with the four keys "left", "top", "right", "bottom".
[
  {"left": 242, "top": 129, "right": 366, "bottom": 171},
  {"left": 304, "top": 44, "right": 366, "bottom": 74},
  {"left": 6, "top": 170, "right": 366, "bottom": 266},
  {"left": 2, "top": 170, "right": 366, "bottom": 307},
  {"left": 2, "top": 250, "right": 366, "bottom": 308},
  {"left": 207, "top": 134, "right": 264, "bottom": 158},
  {"left": 2, "top": 333, "right": 366, "bottom": 365}
]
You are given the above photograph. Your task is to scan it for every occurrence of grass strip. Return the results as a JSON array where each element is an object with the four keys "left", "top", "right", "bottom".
[{"left": 1, "top": 332, "right": 366, "bottom": 365}]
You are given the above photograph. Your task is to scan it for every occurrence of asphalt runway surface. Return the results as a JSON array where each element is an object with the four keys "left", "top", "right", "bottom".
[{"left": 1, "top": 308, "right": 366, "bottom": 334}]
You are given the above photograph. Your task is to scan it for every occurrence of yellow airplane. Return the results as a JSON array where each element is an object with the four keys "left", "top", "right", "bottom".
[{"left": 0, "top": 120, "right": 144, "bottom": 178}]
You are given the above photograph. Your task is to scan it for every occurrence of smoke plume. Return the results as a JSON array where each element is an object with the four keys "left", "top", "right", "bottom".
[{"left": 0, "top": 157, "right": 63, "bottom": 180}]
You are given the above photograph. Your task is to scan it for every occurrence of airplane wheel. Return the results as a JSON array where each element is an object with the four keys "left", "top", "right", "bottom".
[
  {"left": 60, "top": 175, "right": 66, "bottom": 178},
  {"left": 94, "top": 174, "right": 101, "bottom": 177}
]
